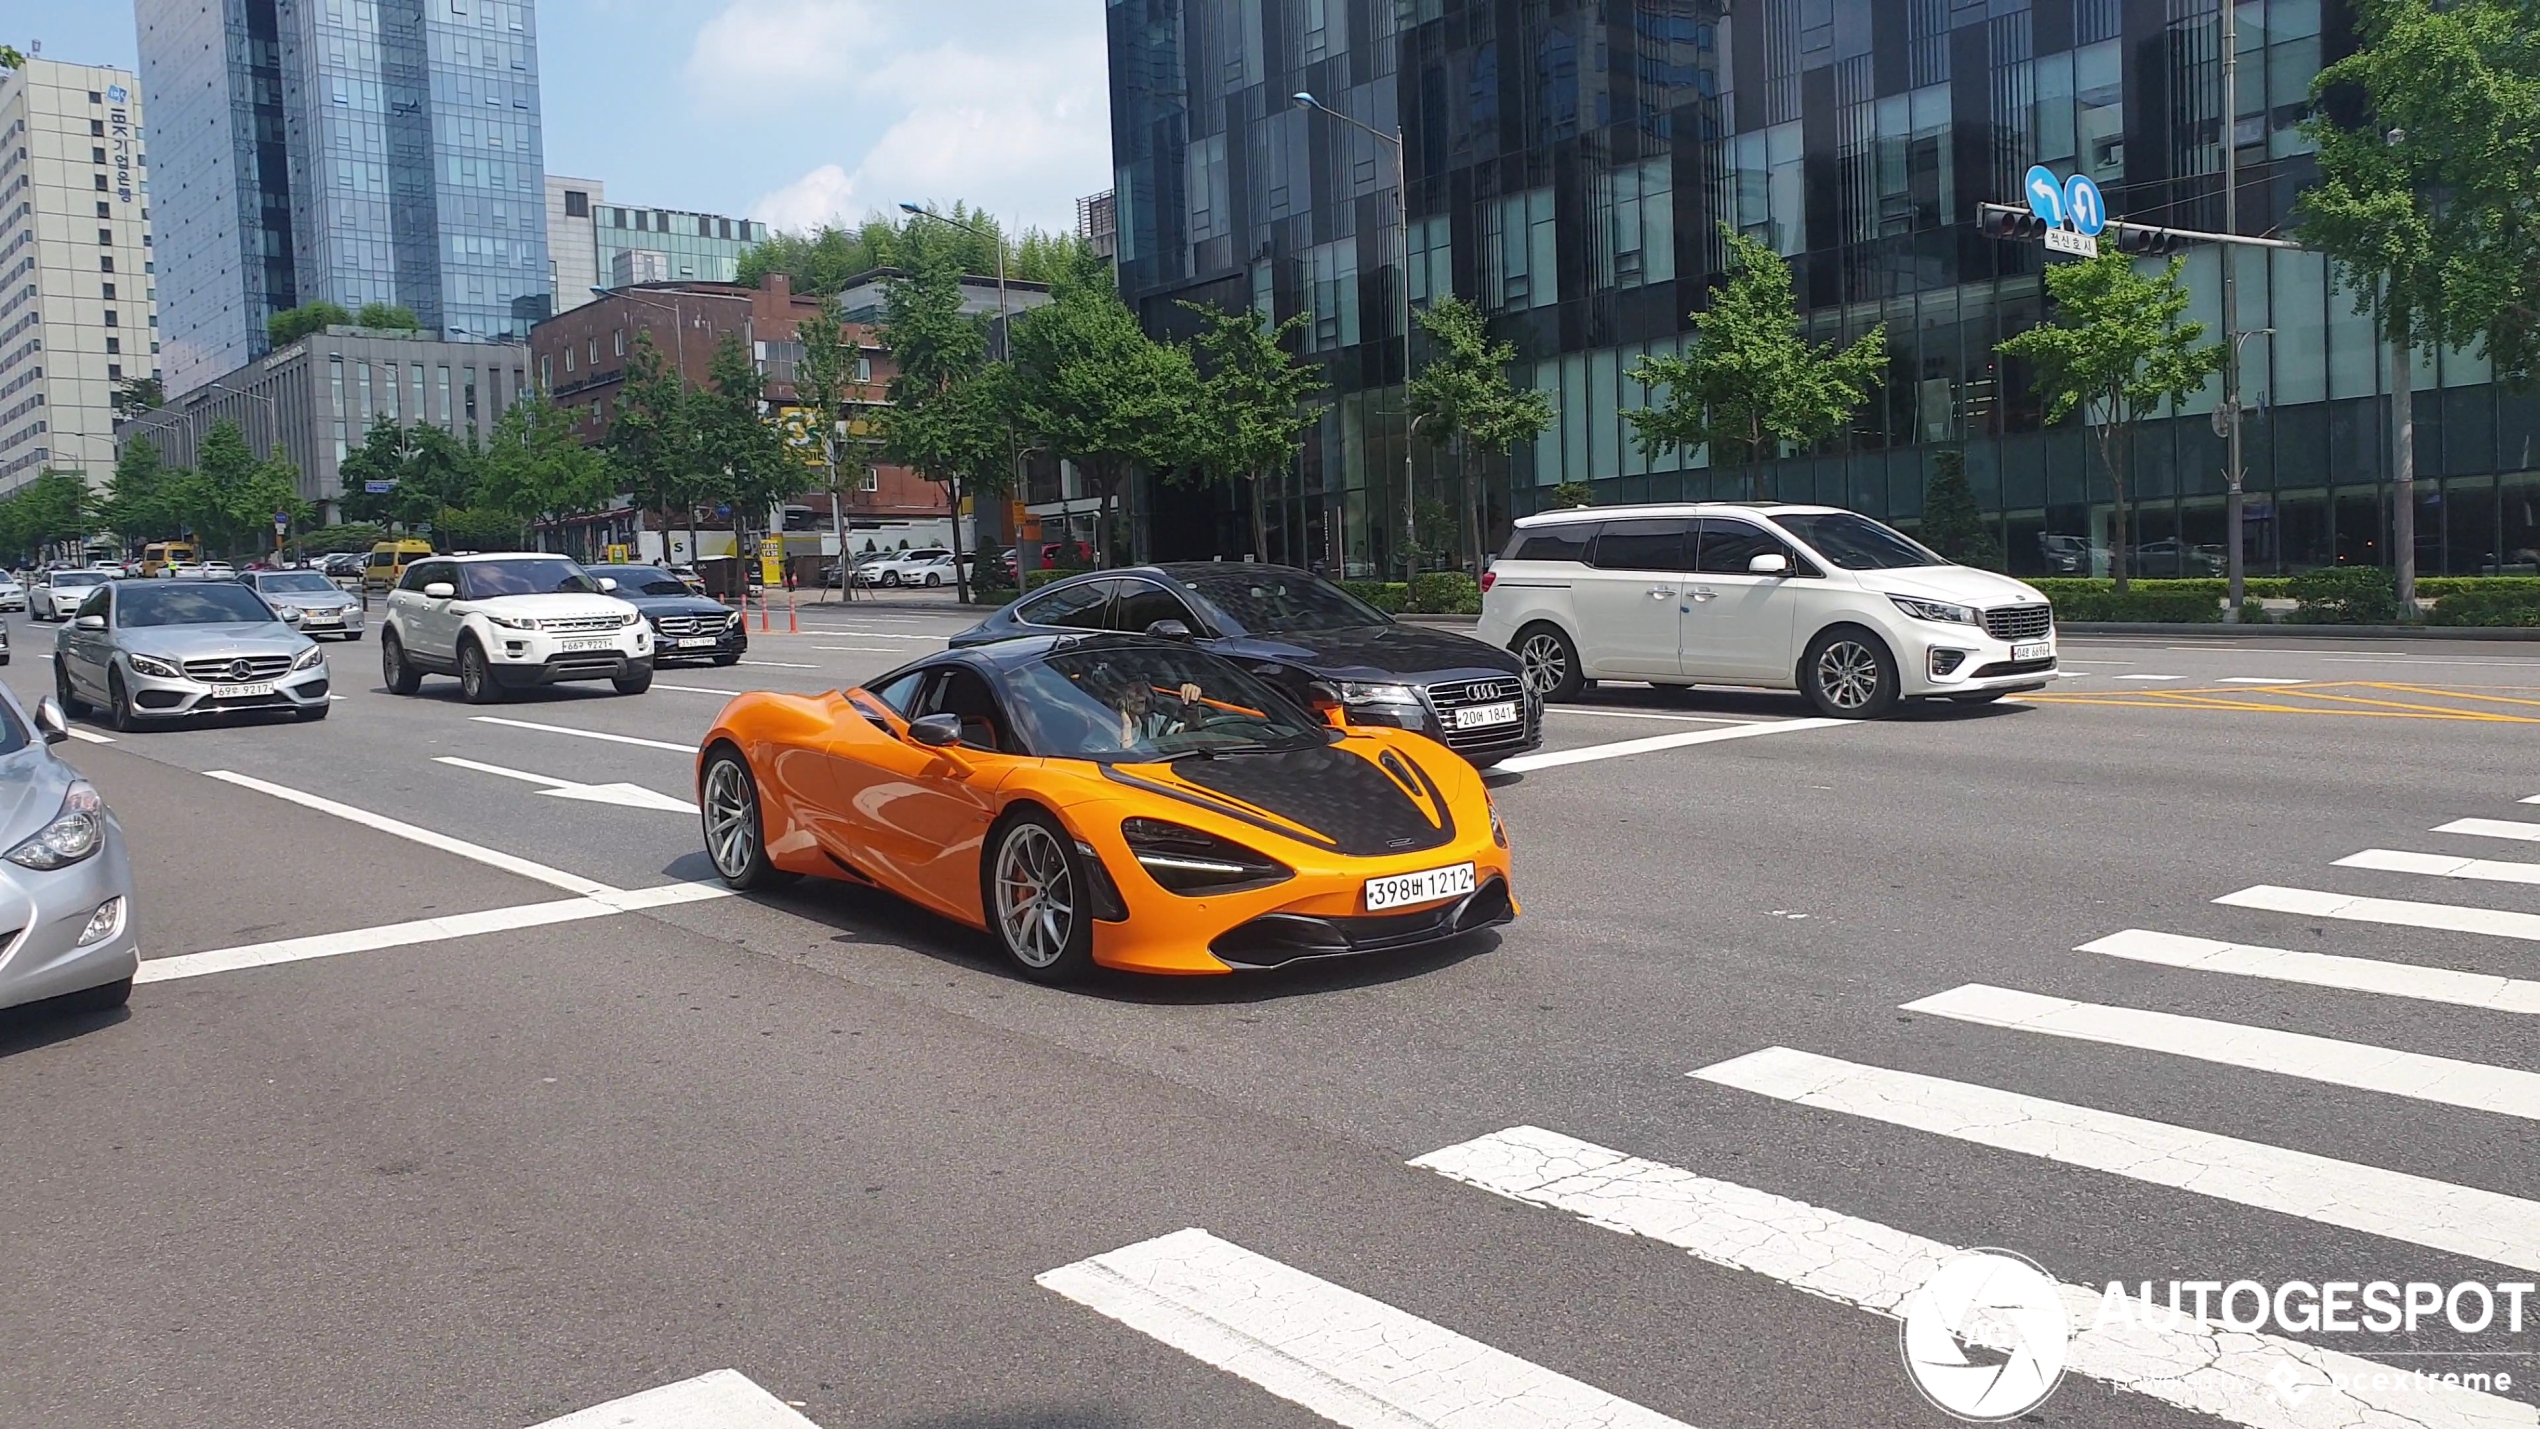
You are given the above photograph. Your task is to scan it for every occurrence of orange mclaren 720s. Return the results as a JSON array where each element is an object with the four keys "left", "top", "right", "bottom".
[{"left": 694, "top": 633, "right": 1516, "bottom": 980}]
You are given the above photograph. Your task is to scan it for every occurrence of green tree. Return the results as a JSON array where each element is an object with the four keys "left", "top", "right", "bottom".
[
  {"left": 267, "top": 301, "right": 353, "bottom": 348},
  {"left": 338, "top": 416, "right": 477, "bottom": 533},
  {"left": 1011, "top": 271, "right": 1200, "bottom": 571},
  {"left": 112, "top": 374, "right": 166, "bottom": 420},
  {"left": 103, "top": 437, "right": 174, "bottom": 541},
  {"left": 788, "top": 298, "right": 860, "bottom": 597},
  {"left": 1919, "top": 447, "right": 2004, "bottom": 571},
  {"left": 877, "top": 258, "right": 1009, "bottom": 600},
  {"left": 604, "top": 333, "right": 697, "bottom": 556},
  {"left": 187, "top": 421, "right": 309, "bottom": 557},
  {"left": 1182, "top": 303, "right": 1323, "bottom": 563},
  {"left": 1625, "top": 229, "right": 1886, "bottom": 501},
  {"left": 7, "top": 470, "right": 97, "bottom": 560},
  {"left": 354, "top": 302, "right": 423, "bottom": 332},
  {"left": 478, "top": 390, "right": 612, "bottom": 537},
  {"left": 1996, "top": 249, "right": 2222, "bottom": 591},
  {"left": 692, "top": 333, "right": 806, "bottom": 561},
  {"left": 738, "top": 207, "right": 1091, "bottom": 296},
  {"left": 1550, "top": 480, "right": 1595, "bottom": 509},
  {"left": 2298, "top": 0, "right": 2540, "bottom": 609},
  {"left": 1409, "top": 296, "right": 1555, "bottom": 574},
  {"left": 0, "top": 46, "right": 27, "bottom": 70}
]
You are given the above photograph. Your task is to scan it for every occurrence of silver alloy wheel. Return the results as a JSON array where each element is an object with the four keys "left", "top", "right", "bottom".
[
  {"left": 1518, "top": 631, "right": 1567, "bottom": 697},
  {"left": 1815, "top": 639, "right": 1882, "bottom": 711},
  {"left": 702, "top": 759, "right": 757, "bottom": 879},
  {"left": 992, "top": 822, "right": 1075, "bottom": 970}
]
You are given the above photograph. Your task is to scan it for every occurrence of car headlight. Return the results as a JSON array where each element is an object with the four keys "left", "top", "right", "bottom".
[
  {"left": 619, "top": 611, "right": 642, "bottom": 628},
  {"left": 1121, "top": 817, "right": 1293, "bottom": 895},
  {"left": 127, "top": 653, "right": 181, "bottom": 679},
  {"left": 1889, "top": 595, "right": 1978, "bottom": 625},
  {"left": 484, "top": 613, "right": 540, "bottom": 631},
  {"left": 7, "top": 780, "right": 105, "bottom": 870},
  {"left": 1336, "top": 681, "right": 1422, "bottom": 706},
  {"left": 292, "top": 645, "right": 326, "bottom": 671},
  {"left": 725, "top": 610, "right": 745, "bottom": 629}
]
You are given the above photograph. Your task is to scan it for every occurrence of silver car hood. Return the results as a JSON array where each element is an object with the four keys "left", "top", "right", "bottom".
[
  {"left": 119, "top": 621, "right": 315, "bottom": 663},
  {"left": 263, "top": 590, "right": 360, "bottom": 610}
]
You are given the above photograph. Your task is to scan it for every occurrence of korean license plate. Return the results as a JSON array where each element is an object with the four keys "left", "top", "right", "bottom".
[
  {"left": 676, "top": 637, "right": 718, "bottom": 649},
  {"left": 212, "top": 682, "right": 277, "bottom": 699},
  {"left": 1454, "top": 701, "right": 1518, "bottom": 730},
  {"left": 561, "top": 638, "right": 616, "bottom": 652},
  {"left": 1365, "top": 861, "right": 1477, "bottom": 912},
  {"left": 2012, "top": 641, "right": 2053, "bottom": 662},
  {"left": 303, "top": 613, "right": 340, "bottom": 625}
]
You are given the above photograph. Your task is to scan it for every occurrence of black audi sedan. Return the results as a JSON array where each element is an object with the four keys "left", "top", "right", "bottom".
[
  {"left": 951, "top": 563, "right": 1541, "bottom": 766},
  {"left": 583, "top": 565, "right": 748, "bottom": 667}
]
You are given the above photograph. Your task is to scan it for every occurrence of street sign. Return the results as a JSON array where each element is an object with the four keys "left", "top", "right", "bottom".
[
  {"left": 2024, "top": 166, "right": 2066, "bottom": 227},
  {"left": 273, "top": 511, "right": 291, "bottom": 536},
  {"left": 2063, "top": 174, "right": 2107, "bottom": 237},
  {"left": 364, "top": 480, "right": 396, "bottom": 494},
  {"left": 2044, "top": 227, "right": 2099, "bottom": 258}
]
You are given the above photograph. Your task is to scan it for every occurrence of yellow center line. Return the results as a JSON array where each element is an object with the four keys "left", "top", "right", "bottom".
[
  {"left": 2358, "top": 682, "right": 2540, "bottom": 710},
  {"left": 2028, "top": 679, "right": 2540, "bottom": 723}
]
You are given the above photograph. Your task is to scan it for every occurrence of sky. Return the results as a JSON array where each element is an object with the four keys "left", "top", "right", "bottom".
[{"left": 1, "top": 0, "right": 1113, "bottom": 238}]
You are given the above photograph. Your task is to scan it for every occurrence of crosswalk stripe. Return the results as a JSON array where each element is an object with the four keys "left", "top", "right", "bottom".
[
  {"left": 1902, "top": 984, "right": 2540, "bottom": 1120},
  {"left": 2337, "top": 847, "right": 2540, "bottom": 887},
  {"left": 1691, "top": 1047, "right": 2540, "bottom": 1271},
  {"left": 2216, "top": 885, "right": 2540, "bottom": 942},
  {"left": 2438, "top": 817, "right": 2540, "bottom": 843},
  {"left": 1413, "top": 1126, "right": 2534, "bottom": 1429},
  {"left": 2080, "top": 928, "right": 2540, "bottom": 1015},
  {"left": 1037, "top": 1227, "right": 1695, "bottom": 1429}
]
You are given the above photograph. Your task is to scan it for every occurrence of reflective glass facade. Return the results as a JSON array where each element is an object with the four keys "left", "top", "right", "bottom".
[
  {"left": 1109, "top": 0, "right": 2540, "bottom": 579},
  {"left": 139, "top": 0, "right": 550, "bottom": 395}
]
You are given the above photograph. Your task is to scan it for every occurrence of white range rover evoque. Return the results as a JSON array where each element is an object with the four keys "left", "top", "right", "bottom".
[
  {"left": 1477, "top": 503, "right": 2059, "bottom": 719},
  {"left": 380, "top": 552, "right": 654, "bottom": 704}
]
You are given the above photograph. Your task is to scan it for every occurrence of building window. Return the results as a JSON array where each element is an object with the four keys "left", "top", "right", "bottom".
[
  {"left": 1484, "top": 187, "right": 1559, "bottom": 311},
  {"left": 565, "top": 189, "right": 588, "bottom": 218},
  {"left": 860, "top": 467, "right": 880, "bottom": 493},
  {"left": 1302, "top": 239, "right": 1360, "bottom": 352},
  {"left": 92, "top": 147, "right": 106, "bottom": 164},
  {"left": 614, "top": 328, "right": 626, "bottom": 356},
  {"left": 105, "top": 337, "right": 120, "bottom": 354},
  {"left": 95, "top": 174, "right": 109, "bottom": 192},
  {"left": 89, "top": 119, "right": 104, "bottom": 136},
  {"left": 103, "top": 310, "right": 118, "bottom": 327},
  {"left": 586, "top": 337, "right": 597, "bottom": 363},
  {"left": 99, "top": 257, "right": 112, "bottom": 272},
  {"left": 1408, "top": 215, "right": 1452, "bottom": 307},
  {"left": 101, "top": 283, "right": 115, "bottom": 300},
  {"left": 564, "top": 346, "right": 576, "bottom": 373},
  {"left": 107, "top": 364, "right": 122, "bottom": 381},
  {"left": 540, "top": 354, "right": 551, "bottom": 387}
]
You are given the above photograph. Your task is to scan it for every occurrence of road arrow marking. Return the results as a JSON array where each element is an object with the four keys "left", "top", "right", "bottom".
[
  {"left": 437, "top": 756, "right": 696, "bottom": 813},
  {"left": 529, "top": 1369, "right": 820, "bottom": 1428}
]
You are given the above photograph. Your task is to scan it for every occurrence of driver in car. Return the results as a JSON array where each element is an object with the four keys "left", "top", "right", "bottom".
[{"left": 1098, "top": 669, "right": 1208, "bottom": 747}]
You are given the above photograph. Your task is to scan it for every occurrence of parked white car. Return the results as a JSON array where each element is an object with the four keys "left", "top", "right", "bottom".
[
  {"left": 855, "top": 548, "right": 969, "bottom": 588},
  {"left": 1478, "top": 503, "right": 2058, "bottom": 719},
  {"left": 379, "top": 553, "right": 653, "bottom": 703}
]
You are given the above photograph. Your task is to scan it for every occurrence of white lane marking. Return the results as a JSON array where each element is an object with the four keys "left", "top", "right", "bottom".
[
  {"left": 2163, "top": 645, "right": 2407, "bottom": 655},
  {"left": 654, "top": 683, "right": 750, "bottom": 697},
  {"left": 2080, "top": 928, "right": 2540, "bottom": 1016},
  {"left": 2052, "top": 671, "right": 2091, "bottom": 679},
  {"left": 530, "top": 1369, "right": 821, "bottom": 1428},
  {"left": 61, "top": 727, "right": 114, "bottom": 744},
  {"left": 813, "top": 633, "right": 943, "bottom": 642},
  {"left": 2441, "top": 817, "right": 2540, "bottom": 843},
  {"left": 471, "top": 716, "right": 698, "bottom": 754},
  {"left": 142, "top": 895, "right": 631, "bottom": 984},
  {"left": 2057, "top": 659, "right": 2138, "bottom": 665},
  {"left": 1692, "top": 1047, "right": 2540, "bottom": 1271},
  {"left": 2323, "top": 656, "right": 2540, "bottom": 668},
  {"left": 1543, "top": 706, "right": 1756, "bottom": 725},
  {"left": 2116, "top": 674, "right": 2187, "bottom": 682},
  {"left": 2217, "top": 677, "right": 2306, "bottom": 685},
  {"left": 1903, "top": 983, "right": 2540, "bottom": 1121},
  {"left": 2339, "top": 847, "right": 2540, "bottom": 888},
  {"left": 741, "top": 660, "right": 819, "bottom": 669},
  {"left": 1498, "top": 717, "right": 1843, "bottom": 773},
  {"left": 2527, "top": 794, "right": 2540, "bottom": 805},
  {"left": 808, "top": 646, "right": 910, "bottom": 654},
  {"left": 2216, "top": 884, "right": 2540, "bottom": 943},
  {"left": 204, "top": 770, "right": 614, "bottom": 896},
  {"left": 1038, "top": 1227, "right": 1694, "bottom": 1429},
  {"left": 435, "top": 756, "right": 696, "bottom": 813},
  {"left": 1413, "top": 1127, "right": 2530, "bottom": 1429}
]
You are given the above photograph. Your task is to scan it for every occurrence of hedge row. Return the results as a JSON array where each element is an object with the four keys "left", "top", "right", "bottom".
[
  {"left": 2027, "top": 577, "right": 2293, "bottom": 601},
  {"left": 2428, "top": 588, "right": 2540, "bottom": 627},
  {"left": 1340, "top": 573, "right": 1485, "bottom": 616}
]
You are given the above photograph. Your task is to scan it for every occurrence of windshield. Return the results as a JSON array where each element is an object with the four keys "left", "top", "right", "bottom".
[
  {"left": 463, "top": 560, "right": 600, "bottom": 597},
  {"left": 54, "top": 573, "right": 107, "bottom": 588},
  {"left": 1774, "top": 512, "right": 1944, "bottom": 570},
  {"left": 588, "top": 567, "right": 695, "bottom": 597},
  {"left": 122, "top": 584, "right": 281, "bottom": 627},
  {"left": 258, "top": 573, "right": 338, "bottom": 594},
  {"left": 1004, "top": 645, "right": 1328, "bottom": 763},
  {"left": 1184, "top": 570, "right": 1390, "bottom": 633}
]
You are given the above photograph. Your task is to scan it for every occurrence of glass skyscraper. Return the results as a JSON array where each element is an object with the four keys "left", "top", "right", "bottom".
[
  {"left": 1108, "top": 0, "right": 2540, "bottom": 580},
  {"left": 140, "top": 0, "right": 551, "bottom": 395}
]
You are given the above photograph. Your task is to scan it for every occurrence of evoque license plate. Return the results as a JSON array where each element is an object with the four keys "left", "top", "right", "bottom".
[
  {"left": 561, "top": 638, "right": 616, "bottom": 652},
  {"left": 1365, "top": 862, "right": 1477, "bottom": 912}
]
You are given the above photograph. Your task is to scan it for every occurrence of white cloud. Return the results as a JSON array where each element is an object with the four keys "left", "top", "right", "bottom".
[
  {"left": 683, "top": 0, "right": 892, "bottom": 98},
  {"left": 751, "top": 164, "right": 859, "bottom": 233}
]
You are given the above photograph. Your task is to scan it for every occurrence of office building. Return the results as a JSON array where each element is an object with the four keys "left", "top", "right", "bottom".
[
  {"left": 542, "top": 175, "right": 769, "bottom": 314},
  {"left": 1108, "top": 0, "right": 2540, "bottom": 579},
  {"left": 138, "top": 0, "right": 552, "bottom": 396},
  {"left": 0, "top": 59, "right": 157, "bottom": 490}
]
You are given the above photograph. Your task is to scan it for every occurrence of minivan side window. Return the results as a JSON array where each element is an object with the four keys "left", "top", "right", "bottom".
[
  {"left": 1506, "top": 524, "right": 1598, "bottom": 563},
  {"left": 1588, "top": 519, "right": 1694, "bottom": 572},
  {"left": 1693, "top": 519, "right": 1785, "bottom": 574}
]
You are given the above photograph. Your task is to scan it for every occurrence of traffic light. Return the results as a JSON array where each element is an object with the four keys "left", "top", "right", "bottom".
[
  {"left": 1976, "top": 204, "right": 2047, "bottom": 240},
  {"left": 2116, "top": 223, "right": 2184, "bottom": 256}
]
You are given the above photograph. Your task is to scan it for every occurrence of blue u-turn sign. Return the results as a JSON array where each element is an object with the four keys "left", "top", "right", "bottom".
[
  {"left": 2024, "top": 166, "right": 2066, "bottom": 227},
  {"left": 2064, "top": 173, "right": 2108, "bottom": 237}
]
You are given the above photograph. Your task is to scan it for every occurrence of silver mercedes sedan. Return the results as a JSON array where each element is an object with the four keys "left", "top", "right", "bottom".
[
  {"left": 238, "top": 569, "right": 366, "bottom": 641},
  {"left": 53, "top": 580, "right": 330, "bottom": 733},
  {"left": 0, "top": 690, "right": 139, "bottom": 1017}
]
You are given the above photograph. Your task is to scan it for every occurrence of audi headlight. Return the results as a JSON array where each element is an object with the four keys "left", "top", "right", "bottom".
[
  {"left": 484, "top": 613, "right": 540, "bottom": 631},
  {"left": 127, "top": 653, "right": 181, "bottom": 679},
  {"left": 292, "top": 645, "right": 326, "bottom": 671},
  {"left": 1121, "top": 817, "right": 1293, "bottom": 895},
  {"left": 7, "top": 780, "right": 105, "bottom": 870},
  {"left": 1336, "top": 681, "right": 1422, "bottom": 706},
  {"left": 1889, "top": 595, "right": 1977, "bottom": 625}
]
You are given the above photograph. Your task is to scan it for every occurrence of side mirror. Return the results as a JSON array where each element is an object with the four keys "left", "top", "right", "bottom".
[
  {"left": 74, "top": 614, "right": 106, "bottom": 631},
  {"left": 422, "top": 582, "right": 456, "bottom": 600},
  {"left": 279, "top": 605, "right": 304, "bottom": 624},
  {"left": 597, "top": 577, "right": 619, "bottom": 593},
  {"left": 33, "top": 696, "right": 69, "bottom": 745},
  {"left": 1304, "top": 680, "right": 1348, "bottom": 728},
  {"left": 1144, "top": 619, "right": 1193, "bottom": 641},
  {"left": 1748, "top": 553, "right": 1792, "bottom": 576},
  {"left": 907, "top": 712, "right": 964, "bottom": 748}
]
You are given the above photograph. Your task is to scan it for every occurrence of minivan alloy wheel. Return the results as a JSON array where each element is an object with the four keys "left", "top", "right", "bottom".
[
  {"left": 1814, "top": 639, "right": 1882, "bottom": 711},
  {"left": 1517, "top": 631, "right": 1569, "bottom": 697}
]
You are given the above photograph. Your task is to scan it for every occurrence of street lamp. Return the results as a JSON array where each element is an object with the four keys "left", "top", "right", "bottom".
[
  {"left": 2217, "top": 326, "right": 2274, "bottom": 616},
  {"left": 1293, "top": 90, "right": 1416, "bottom": 582},
  {"left": 901, "top": 202, "right": 1014, "bottom": 595}
]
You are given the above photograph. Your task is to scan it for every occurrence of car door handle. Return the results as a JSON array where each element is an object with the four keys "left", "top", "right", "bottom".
[
  {"left": 1688, "top": 588, "right": 1719, "bottom": 602},
  {"left": 1647, "top": 587, "right": 1674, "bottom": 599}
]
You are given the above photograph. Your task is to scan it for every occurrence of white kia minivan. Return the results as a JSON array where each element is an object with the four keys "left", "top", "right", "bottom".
[{"left": 1476, "top": 503, "right": 2058, "bottom": 719}]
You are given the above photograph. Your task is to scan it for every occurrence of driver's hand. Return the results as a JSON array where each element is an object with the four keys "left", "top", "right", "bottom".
[{"left": 1177, "top": 683, "right": 1204, "bottom": 705}]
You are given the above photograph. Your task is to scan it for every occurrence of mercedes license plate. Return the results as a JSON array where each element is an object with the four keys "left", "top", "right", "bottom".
[
  {"left": 676, "top": 637, "right": 718, "bottom": 649},
  {"left": 1365, "top": 861, "right": 1477, "bottom": 912},
  {"left": 1453, "top": 701, "right": 1518, "bottom": 730},
  {"left": 2012, "top": 641, "right": 2053, "bottom": 662},
  {"left": 561, "top": 638, "right": 616, "bottom": 652},
  {"left": 212, "top": 682, "right": 277, "bottom": 699}
]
